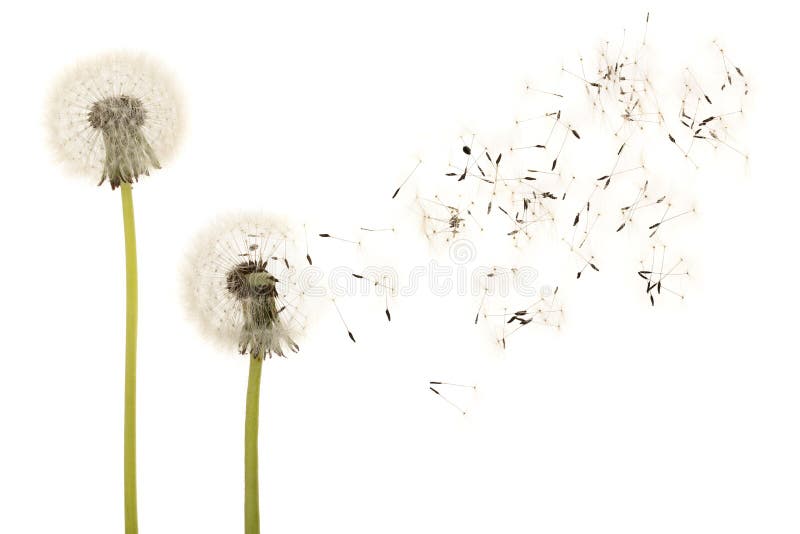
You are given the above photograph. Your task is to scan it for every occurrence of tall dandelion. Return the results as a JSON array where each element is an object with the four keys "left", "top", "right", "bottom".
[
  {"left": 183, "top": 214, "right": 311, "bottom": 534},
  {"left": 48, "top": 53, "right": 183, "bottom": 533}
]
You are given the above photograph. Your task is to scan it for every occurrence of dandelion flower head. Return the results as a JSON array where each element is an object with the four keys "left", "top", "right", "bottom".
[
  {"left": 48, "top": 53, "right": 182, "bottom": 189},
  {"left": 184, "top": 214, "right": 311, "bottom": 359}
]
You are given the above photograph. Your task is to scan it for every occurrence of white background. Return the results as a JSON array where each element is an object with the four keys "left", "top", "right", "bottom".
[{"left": 1, "top": 1, "right": 798, "bottom": 533}]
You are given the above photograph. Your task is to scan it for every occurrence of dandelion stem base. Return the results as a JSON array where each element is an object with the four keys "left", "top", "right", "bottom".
[{"left": 245, "top": 356, "right": 263, "bottom": 534}]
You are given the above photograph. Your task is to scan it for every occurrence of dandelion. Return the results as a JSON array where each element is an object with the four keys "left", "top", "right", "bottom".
[
  {"left": 183, "top": 214, "right": 311, "bottom": 534},
  {"left": 47, "top": 52, "right": 183, "bottom": 534}
]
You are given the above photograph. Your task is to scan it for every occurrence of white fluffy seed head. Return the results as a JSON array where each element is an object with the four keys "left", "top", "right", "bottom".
[
  {"left": 183, "top": 213, "right": 311, "bottom": 359},
  {"left": 47, "top": 52, "right": 183, "bottom": 189}
]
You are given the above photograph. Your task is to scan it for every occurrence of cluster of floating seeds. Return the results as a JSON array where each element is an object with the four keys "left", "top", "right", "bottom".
[{"left": 391, "top": 14, "right": 749, "bottom": 354}]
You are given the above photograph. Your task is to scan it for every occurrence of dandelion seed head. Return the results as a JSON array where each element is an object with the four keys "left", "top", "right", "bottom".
[
  {"left": 183, "top": 214, "right": 310, "bottom": 359},
  {"left": 47, "top": 52, "right": 183, "bottom": 189}
]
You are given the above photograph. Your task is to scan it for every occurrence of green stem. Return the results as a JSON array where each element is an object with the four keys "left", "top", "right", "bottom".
[
  {"left": 245, "top": 355, "right": 264, "bottom": 534},
  {"left": 121, "top": 183, "right": 138, "bottom": 534}
]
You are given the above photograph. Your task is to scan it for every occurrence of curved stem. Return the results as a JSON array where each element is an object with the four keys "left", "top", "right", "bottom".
[
  {"left": 245, "top": 355, "right": 264, "bottom": 534},
  {"left": 121, "top": 184, "right": 138, "bottom": 534}
]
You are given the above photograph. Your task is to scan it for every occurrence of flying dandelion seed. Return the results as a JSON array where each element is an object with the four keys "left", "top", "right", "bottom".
[
  {"left": 48, "top": 53, "right": 182, "bottom": 189},
  {"left": 429, "top": 381, "right": 477, "bottom": 415}
]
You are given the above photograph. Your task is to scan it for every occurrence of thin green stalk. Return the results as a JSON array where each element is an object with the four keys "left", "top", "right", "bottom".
[
  {"left": 245, "top": 355, "right": 264, "bottom": 534},
  {"left": 121, "top": 183, "right": 138, "bottom": 534}
]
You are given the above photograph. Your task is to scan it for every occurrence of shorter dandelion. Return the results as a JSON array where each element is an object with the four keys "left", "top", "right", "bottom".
[{"left": 183, "top": 213, "right": 312, "bottom": 534}]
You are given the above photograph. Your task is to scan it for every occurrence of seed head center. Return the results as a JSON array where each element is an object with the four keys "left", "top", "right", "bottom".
[
  {"left": 88, "top": 95, "right": 146, "bottom": 131},
  {"left": 226, "top": 260, "right": 278, "bottom": 301}
]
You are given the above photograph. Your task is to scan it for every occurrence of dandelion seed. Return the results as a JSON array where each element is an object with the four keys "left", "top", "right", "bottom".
[
  {"left": 429, "top": 381, "right": 477, "bottom": 415},
  {"left": 392, "top": 160, "right": 422, "bottom": 199}
]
